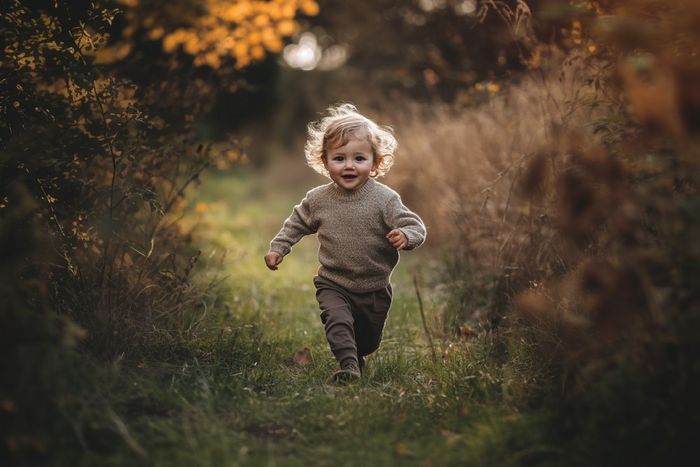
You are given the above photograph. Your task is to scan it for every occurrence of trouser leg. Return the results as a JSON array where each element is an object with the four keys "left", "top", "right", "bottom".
[
  {"left": 355, "top": 283, "right": 393, "bottom": 357},
  {"left": 314, "top": 278, "right": 358, "bottom": 366}
]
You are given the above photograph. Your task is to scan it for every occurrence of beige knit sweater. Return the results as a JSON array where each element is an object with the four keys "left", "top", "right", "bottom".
[{"left": 269, "top": 178, "right": 426, "bottom": 292}]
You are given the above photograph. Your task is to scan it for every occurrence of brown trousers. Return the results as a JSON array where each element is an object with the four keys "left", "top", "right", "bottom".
[{"left": 313, "top": 275, "right": 393, "bottom": 366}]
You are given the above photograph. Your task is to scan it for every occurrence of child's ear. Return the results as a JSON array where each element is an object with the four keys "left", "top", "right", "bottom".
[
  {"left": 321, "top": 153, "right": 328, "bottom": 169},
  {"left": 372, "top": 155, "right": 383, "bottom": 174}
]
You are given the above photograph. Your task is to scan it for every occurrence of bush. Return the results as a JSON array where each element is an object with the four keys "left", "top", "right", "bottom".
[{"left": 388, "top": 0, "right": 700, "bottom": 461}]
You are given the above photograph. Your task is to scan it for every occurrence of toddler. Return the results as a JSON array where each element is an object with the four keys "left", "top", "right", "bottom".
[{"left": 264, "top": 104, "right": 426, "bottom": 383}]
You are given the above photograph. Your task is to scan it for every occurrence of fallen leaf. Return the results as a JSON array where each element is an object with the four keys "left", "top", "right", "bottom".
[
  {"left": 458, "top": 322, "right": 477, "bottom": 339},
  {"left": 395, "top": 442, "right": 414, "bottom": 457},
  {"left": 292, "top": 347, "right": 311, "bottom": 367}
]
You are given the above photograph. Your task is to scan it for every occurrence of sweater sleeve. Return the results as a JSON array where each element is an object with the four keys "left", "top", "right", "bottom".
[
  {"left": 269, "top": 193, "right": 318, "bottom": 256},
  {"left": 384, "top": 194, "right": 426, "bottom": 250}
]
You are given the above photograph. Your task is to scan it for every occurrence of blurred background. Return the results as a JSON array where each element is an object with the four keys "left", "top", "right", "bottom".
[{"left": 2, "top": 0, "right": 699, "bottom": 465}]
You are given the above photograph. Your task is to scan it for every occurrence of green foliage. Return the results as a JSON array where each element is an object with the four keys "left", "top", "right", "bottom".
[
  {"left": 0, "top": 0, "right": 222, "bottom": 356},
  {"left": 0, "top": 178, "right": 85, "bottom": 463}
]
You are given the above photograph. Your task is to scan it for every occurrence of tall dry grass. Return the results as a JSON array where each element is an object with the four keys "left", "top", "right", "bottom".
[
  {"left": 388, "top": 1, "right": 700, "bottom": 413},
  {"left": 389, "top": 50, "right": 605, "bottom": 329}
]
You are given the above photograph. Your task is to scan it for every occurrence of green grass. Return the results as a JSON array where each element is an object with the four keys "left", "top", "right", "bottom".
[
  {"left": 17, "top": 168, "right": 557, "bottom": 467},
  {"left": 23, "top": 167, "right": 689, "bottom": 467}
]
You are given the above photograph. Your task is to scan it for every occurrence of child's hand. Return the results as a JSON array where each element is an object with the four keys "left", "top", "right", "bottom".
[
  {"left": 265, "top": 251, "right": 283, "bottom": 270},
  {"left": 386, "top": 229, "right": 408, "bottom": 250}
]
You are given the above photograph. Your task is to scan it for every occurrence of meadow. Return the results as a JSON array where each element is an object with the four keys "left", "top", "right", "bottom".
[
  {"left": 20, "top": 168, "right": 546, "bottom": 467},
  {"left": 3, "top": 1, "right": 697, "bottom": 465}
]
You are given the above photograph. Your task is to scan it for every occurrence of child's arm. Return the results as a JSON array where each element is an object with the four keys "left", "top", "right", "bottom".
[
  {"left": 384, "top": 194, "right": 426, "bottom": 251},
  {"left": 265, "top": 193, "right": 318, "bottom": 270}
]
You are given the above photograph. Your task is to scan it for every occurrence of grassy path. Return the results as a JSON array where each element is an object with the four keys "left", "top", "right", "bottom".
[{"left": 71, "top": 169, "right": 546, "bottom": 467}]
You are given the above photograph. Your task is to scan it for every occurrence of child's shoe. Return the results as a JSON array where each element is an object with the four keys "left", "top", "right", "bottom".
[{"left": 332, "top": 359, "right": 361, "bottom": 384}]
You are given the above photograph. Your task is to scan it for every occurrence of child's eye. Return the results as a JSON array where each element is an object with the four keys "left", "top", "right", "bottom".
[
  {"left": 355, "top": 155, "right": 367, "bottom": 161},
  {"left": 332, "top": 156, "right": 344, "bottom": 161}
]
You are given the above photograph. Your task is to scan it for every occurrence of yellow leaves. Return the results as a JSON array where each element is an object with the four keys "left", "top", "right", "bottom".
[
  {"left": 214, "top": 149, "right": 242, "bottom": 169},
  {"left": 277, "top": 19, "right": 297, "bottom": 36},
  {"left": 572, "top": 19, "right": 583, "bottom": 45},
  {"left": 569, "top": 17, "right": 598, "bottom": 54},
  {"left": 233, "top": 26, "right": 249, "bottom": 39},
  {"left": 253, "top": 14, "right": 271, "bottom": 28},
  {"left": 184, "top": 36, "right": 203, "bottom": 55},
  {"left": 205, "top": 52, "right": 222, "bottom": 69},
  {"left": 261, "top": 26, "right": 277, "bottom": 43},
  {"left": 250, "top": 45, "right": 265, "bottom": 60},
  {"left": 234, "top": 42, "right": 249, "bottom": 59},
  {"left": 262, "top": 30, "right": 284, "bottom": 53},
  {"left": 475, "top": 81, "right": 501, "bottom": 94},
  {"left": 147, "top": 26, "right": 164, "bottom": 40},
  {"left": 245, "top": 30, "right": 261, "bottom": 45},
  {"left": 219, "top": 4, "right": 247, "bottom": 23},
  {"left": 526, "top": 46, "right": 542, "bottom": 69},
  {"left": 195, "top": 52, "right": 222, "bottom": 69},
  {"left": 195, "top": 202, "right": 208, "bottom": 214},
  {"left": 93, "top": 42, "right": 132, "bottom": 64},
  {"left": 300, "top": 1, "right": 320, "bottom": 16},
  {"left": 76, "top": 29, "right": 110, "bottom": 55},
  {"left": 236, "top": 55, "right": 251, "bottom": 69},
  {"left": 147, "top": 0, "right": 313, "bottom": 69},
  {"left": 266, "top": 3, "right": 284, "bottom": 20},
  {"left": 265, "top": 38, "right": 284, "bottom": 54},
  {"left": 281, "top": 4, "right": 296, "bottom": 19},
  {"left": 122, "top": 25, "right": 136, "bottom": 39},
  {"left": 15, "top": 54, "right": 40, "bottom": 71},
  {"left": 86, "top": 0, "right": 317, "bottom": 70},
  {"left": 163, "top": 29, "right": 190, "bottom": 53}
]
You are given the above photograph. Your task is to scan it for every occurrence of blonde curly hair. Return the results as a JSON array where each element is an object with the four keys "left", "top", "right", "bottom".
[{"left": 305, "top": 103, "right": 397, "bottom": 178}]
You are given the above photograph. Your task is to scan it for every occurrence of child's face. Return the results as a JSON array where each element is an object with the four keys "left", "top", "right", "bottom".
[{"left": 322, "top": 133, "right": 380, "bottom": 191}]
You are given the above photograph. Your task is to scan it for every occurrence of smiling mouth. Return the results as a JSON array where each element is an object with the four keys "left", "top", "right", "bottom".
[{"left": 341, "top": 175, "right": 358, "bottom": 180}]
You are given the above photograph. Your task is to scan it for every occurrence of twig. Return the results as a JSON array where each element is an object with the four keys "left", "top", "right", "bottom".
[{"left": 413, "top": 275, "right": 437, "bottom": 362}]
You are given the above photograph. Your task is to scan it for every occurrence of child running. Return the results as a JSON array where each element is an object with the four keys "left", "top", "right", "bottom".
[{"left": 264, "top": 103, "right": 426, "bottom": 383}]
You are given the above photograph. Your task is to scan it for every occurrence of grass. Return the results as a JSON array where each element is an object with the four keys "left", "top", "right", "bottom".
[
  {"left": 20, "top": 166, "right": 689, "bottom": 467},
  {"left": 27, "top": 167, "right": 556, "bottom": 467}
]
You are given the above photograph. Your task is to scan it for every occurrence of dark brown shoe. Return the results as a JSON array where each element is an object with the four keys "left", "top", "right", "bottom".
[
  {"left": 332, "top": 359, "right": 361, "bottom": 384},
  {"left": 332, "top": 368, "right": 361, "bottom": 383}
]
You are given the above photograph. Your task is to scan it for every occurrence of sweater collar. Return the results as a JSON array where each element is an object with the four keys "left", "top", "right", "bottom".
[{"left": 329, "top": 177, "right": 376, "bottom": 201}]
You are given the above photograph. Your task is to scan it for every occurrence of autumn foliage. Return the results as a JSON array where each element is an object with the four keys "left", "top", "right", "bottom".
[
  {"left": 1, "top": 0, "right": 319, "bottom": 352},
  {"left": 392, "top": 0, "right": 699, "bottom": 406},
  {"left": 1, "top": 0, "right": 698, "bottom": 464},
  {"left": 98, "top": 0, "right": 319, "bottom": 69}
]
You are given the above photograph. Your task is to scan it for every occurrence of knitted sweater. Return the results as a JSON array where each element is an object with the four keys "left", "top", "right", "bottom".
[{"left": 269, "top": 178, "right": 426, "bottom": 292}]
